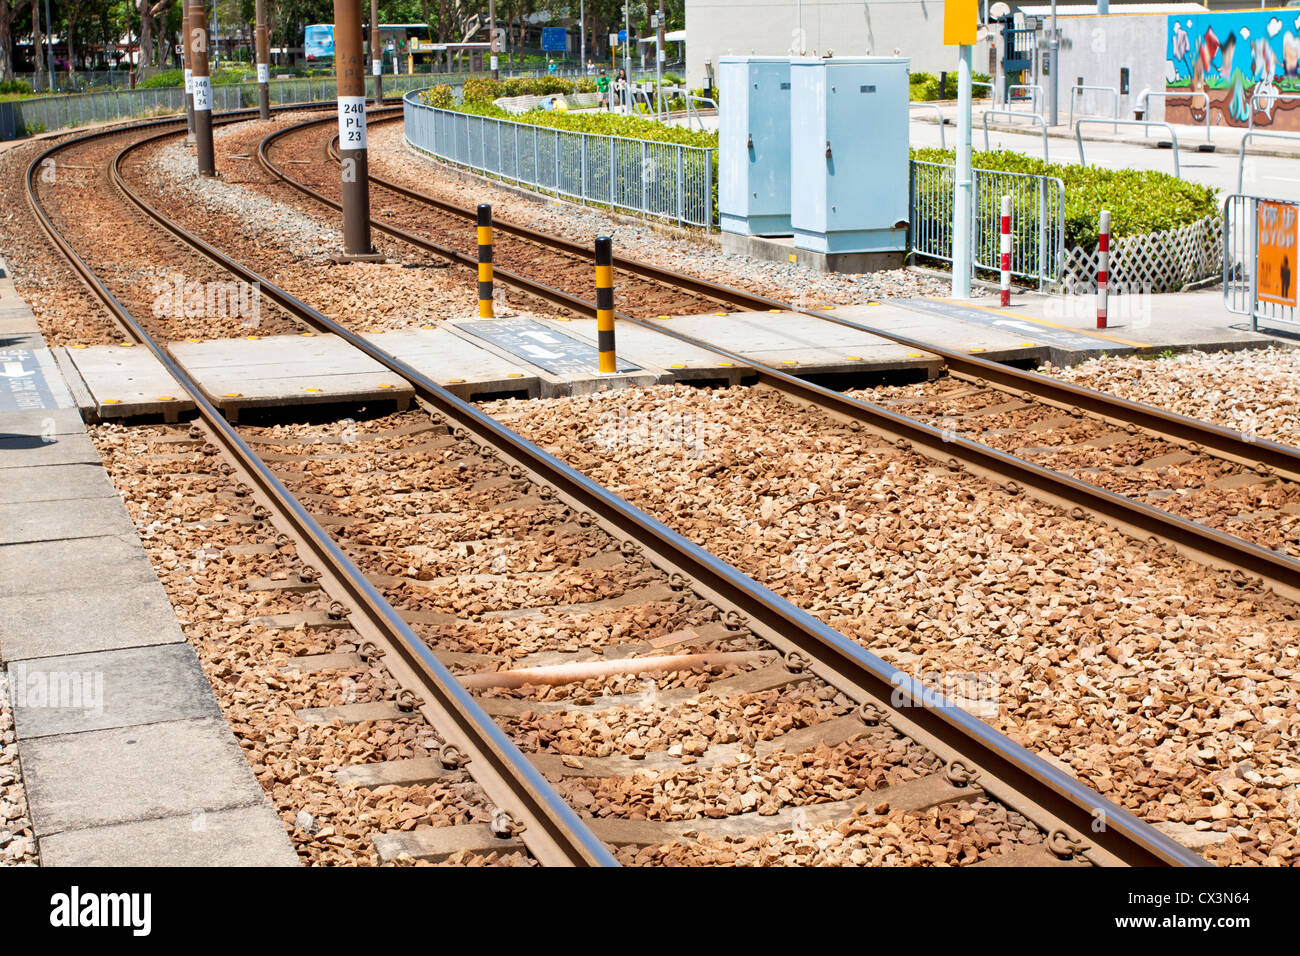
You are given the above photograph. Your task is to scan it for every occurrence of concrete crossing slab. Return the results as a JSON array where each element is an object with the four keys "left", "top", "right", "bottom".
[
  {"left": 363, "top": 325, "right": 541, "bottom": 399},
  {"left": 647, "top": 309, "right": 944, "bottom": 377},
  {"left": 59, "top": 343, "right": 191, "bottom": 420},
  {"left": 538, "top": 317, "right": 752, "bottom": 386},
  {"left": 168, "top": 333, "right": 413, "bottom": 418}
]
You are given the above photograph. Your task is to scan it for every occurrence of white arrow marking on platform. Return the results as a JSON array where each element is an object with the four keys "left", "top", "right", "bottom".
[
  {"left": 522, "top": 345, "right": 563, "bottom": 359},
  {"left": 991, "top": 319, "right": 1042, "bottom": 334},
  {"left": 1, "top": 362, "right": 33, "bottom": 378},
  {"left": 521, "top": 331, "right": 561, "bottom": 344}
]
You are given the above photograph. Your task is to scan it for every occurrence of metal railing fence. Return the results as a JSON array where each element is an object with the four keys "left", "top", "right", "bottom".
[
  {"left": 403, "top": 90, "right": 716, "bottom": 228},
  {"left": 909, "top": 159, "right": 1065, "bottom": 288},
  {"left": 1223, "top": 193, "right": 1299, "bottom": 332},
  {"left": 0, "top": 74, "right": 435, "bottom": 141}
]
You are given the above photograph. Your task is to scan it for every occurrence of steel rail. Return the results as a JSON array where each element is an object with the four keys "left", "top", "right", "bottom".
[
  {"left": 347, "top": 111, "right": 1300, "bottom": 484},
  {"left": 117, "top": 115, "right": 1211, "bottom": 867},
  {"left": 28, "top": 119, "right": 619, "bottom": 869},
  {"left": 264, "top": 115, "right": 1300, "bottom": 602}
]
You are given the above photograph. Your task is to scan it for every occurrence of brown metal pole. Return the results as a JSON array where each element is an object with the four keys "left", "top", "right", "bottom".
[
  {"left": 369, "top": 0, "right": 383, "bottom": 106},
  {"left": 188, "top": 0, "right": 216, "bottom": 176},
  {"left": 255, "top": 0, "right": 271, "bottom": 120},
  {"left": 183, "top": 11, "right": 195, "bottom": 143},
  {"left": 334, "top": 0, "right": 375, "bottom": 257}
]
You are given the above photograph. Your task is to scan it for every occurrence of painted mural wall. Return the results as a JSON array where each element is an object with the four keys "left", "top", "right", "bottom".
[{"left": 1166, "top": 11, "right": 1300, "bottom": 131}]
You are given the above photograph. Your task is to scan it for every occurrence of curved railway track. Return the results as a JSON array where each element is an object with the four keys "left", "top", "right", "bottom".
[
  {"left": 256, "top": 110, "right": 1300, "bottom": 602},
  {"left": 19, "top": 111, "right": 1206, "bottom": 867}
]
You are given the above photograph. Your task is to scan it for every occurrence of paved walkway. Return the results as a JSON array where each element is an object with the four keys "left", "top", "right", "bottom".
[{"left": 0, "top": 253, "right": 298, "bottom": 866}]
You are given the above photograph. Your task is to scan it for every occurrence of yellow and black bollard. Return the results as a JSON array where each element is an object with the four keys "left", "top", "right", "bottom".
[
  {"left": 477, "top": 204, "right": 495, "bottom": 318},
  {"left": 595, "top": 236, "right": 616, "bottom": 373}
]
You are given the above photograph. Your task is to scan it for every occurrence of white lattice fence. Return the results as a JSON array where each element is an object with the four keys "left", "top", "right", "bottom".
[{"left": 1057, "top": 215, "right": 1221, "bottom": 293}]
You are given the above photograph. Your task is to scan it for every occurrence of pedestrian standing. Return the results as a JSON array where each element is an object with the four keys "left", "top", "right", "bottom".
[
  {"left": 596, "top": 68, "right": 610, "bottom": 109},
  {"left": 615, "top": 68, "right": 628, "bottom": 113}
]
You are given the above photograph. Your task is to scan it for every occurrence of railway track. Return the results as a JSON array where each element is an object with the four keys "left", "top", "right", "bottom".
[
  {"left": 256, "top": 109, "right": 1300, "bottom": 602},
  {"left": 22, "top": 112, "right": 1205, "bottom": 866}
]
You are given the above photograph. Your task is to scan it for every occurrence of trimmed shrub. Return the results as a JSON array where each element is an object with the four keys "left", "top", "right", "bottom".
[{"left": 910, "top": 147, "right": 1218, "bottom": 248}]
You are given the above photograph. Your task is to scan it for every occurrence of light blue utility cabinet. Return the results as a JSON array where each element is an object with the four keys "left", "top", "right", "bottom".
[
  {"left": 789, "top": 56, "right": 909, "bottom": 255},
  {"left": 718, "top": 56, "right": 792, "bottom": 236}
]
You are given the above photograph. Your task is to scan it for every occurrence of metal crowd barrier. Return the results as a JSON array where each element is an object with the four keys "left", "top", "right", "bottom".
[
  {"left": 982, "top": 109, "right": 1050, "bottom": 161},
  {"left": 1076, "top": 118, "right": 1181, "bottom": 176},
  {"left": 402, "top": 90, "right": 716, "bottom": 229},
  {"left": 909, "top": 159, "right": 1065, "bottom": 288},
  {"left": 1137, "top": 89, "right": 1210, "bottom": 141},
  {"left": 1222, "top": 192, "right": 1300, "bottom": 332},
  {"left": 1068, "top": 84, "right": 1120, "bottom": 133},
  {"left": 1, "top": 74, "right": 436, "bottom": 141}
]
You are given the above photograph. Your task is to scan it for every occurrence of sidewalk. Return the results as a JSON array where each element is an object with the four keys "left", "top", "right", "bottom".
[{"left": 917, "top": 101, "right": 1300, "bottom": 159}]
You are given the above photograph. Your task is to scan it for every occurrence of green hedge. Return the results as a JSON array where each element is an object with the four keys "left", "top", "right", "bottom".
[
  {"left": 137, "top": 68, "right": 258, "bottom": 89},
  {"left": 459, "top": 76, "right": 596, "bottom": 105},
  {"left": 416, "top": 84, "right": 719, "bottom": 224},
  {"left": 419, "top": 85, "right": 717, "bottom": 149},
  {"left": 910, "top": 147, "right": 1218, "bottom": 248},
  {"left": 910, "top": 71, "right": 992, "bottom": 101}
]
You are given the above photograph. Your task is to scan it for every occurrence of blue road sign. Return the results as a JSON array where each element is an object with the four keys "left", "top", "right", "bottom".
[
  {"left": 542, "top": 27, "right": 568, "bottom": 52},
  {"left": 618, "top": 29, "right": 628, "bottom": 44}
]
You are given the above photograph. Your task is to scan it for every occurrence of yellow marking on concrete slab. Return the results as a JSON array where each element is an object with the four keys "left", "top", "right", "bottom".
[
  {"left": 847, "top": 356, "right": 862, "bottom": 361},
  {"left": 714, "top": 312, "right": 728, "bottom": 316},
  {"left": 507, "top": 373, "right": 523, "bottom": 378},
  {"left": 718, "top": 362, "right": 734, "bottom": 367},
  {"left": 925, "top": 297, "right": 1149, "bottom": 348}
]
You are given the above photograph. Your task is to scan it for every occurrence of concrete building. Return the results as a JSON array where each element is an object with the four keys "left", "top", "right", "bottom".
[
  {"left": 684, "top": 0, "right": 1296, "bottom": 94},
  {"left": 685, "top": 0, "right": 997, "bottom": 89}
]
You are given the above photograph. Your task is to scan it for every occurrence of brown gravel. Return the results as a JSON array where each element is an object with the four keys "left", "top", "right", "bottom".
[
  {"left": 89, "top": 422, "right": 523, "bottom": 865},
  {"left": 482, "top": 383, "right": 1300, "bottom": 866},
  {"left": 619, "top": 797, "right": 1043, "bottom": 866},
  {"left": 851, "top": 376, "right": 1300, "bottom": 557},
  {"left": 237, "top": 407, "right": 1048, "bottom": 866},
  {"left": 0, "top": 133, "right": 124, "bottom": 346},
  {"left": 366, "top": 119, "right": 954, "bottom": 307},
  {"left": 122, "top": 116, "right": 563, "bottom": 333},
  {"left": 1041, "top": 348, "right": 1300, "bottom": 448},
  {"left": 0, "top": 676, "right": 39, "bottom": 866}
]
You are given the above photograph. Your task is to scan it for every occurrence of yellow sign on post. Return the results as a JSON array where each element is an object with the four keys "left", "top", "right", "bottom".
[
  {"left": 944, "top": 0, "right": 978, "bottom": 45},
  {"left": 1257, "top": 200, "right": 1299, "bottom": 308}
]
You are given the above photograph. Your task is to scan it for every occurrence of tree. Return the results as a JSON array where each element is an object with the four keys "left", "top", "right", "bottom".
[
  {"left": 31, "top": 0, "right": 42, "bottom": 86},
  {"left": 0, "top": 0, "right": 12, "bottom": 81}
]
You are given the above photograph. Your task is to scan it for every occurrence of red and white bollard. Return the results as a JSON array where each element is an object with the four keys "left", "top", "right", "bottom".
[
  {"left": 1096, "top": 209, "right": 1111, "bottom": 330},
  {"left": 999, "top": 195, "right": 1012, "bottom": 307}
]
